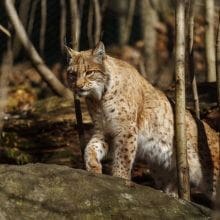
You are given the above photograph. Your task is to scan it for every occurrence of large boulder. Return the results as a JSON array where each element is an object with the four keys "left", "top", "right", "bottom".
[{"left": 0, "top": 163, "right": 210, "bottom": 219}]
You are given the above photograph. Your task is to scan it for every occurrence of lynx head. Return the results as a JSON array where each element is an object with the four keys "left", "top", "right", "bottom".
[{"left": 66, "top": 42, "right": 108, "bottom": 100}]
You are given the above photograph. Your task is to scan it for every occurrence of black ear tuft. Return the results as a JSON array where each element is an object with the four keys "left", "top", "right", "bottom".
[
  {"left": 64, "top": 45, "right": 79, "bottom": 58},
  {"left": 92, "top": 41, "right": 106, "bottom": 63}
]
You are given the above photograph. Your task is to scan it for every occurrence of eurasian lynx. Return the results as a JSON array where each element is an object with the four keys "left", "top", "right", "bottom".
[{"left": 67, "top": 42, "right": 219, "bottom": 200}]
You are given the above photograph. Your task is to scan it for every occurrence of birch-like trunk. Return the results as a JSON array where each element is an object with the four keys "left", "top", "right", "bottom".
[
  {"left": 175, "top": 0, "right": 190, "bottom": 201},
  {"left": 205, "top": 0, "right": 216, "bottom": 82},
  {"left": 69, "top": 0, "right": 80, "bottom": 50}
]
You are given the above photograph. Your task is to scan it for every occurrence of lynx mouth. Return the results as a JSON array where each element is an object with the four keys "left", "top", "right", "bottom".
[{"left": 76, "top": 88, "right": 90, "bottom": 96}]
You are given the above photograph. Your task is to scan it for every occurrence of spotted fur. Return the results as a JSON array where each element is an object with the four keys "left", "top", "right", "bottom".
[{"left": 67, "top": 42, "right": 219, "bottom": 200}]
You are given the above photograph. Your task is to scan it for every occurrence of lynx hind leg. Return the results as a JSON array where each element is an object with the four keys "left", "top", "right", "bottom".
[{"left": 84, "top": 135, "right": 108, "bottom": 174}]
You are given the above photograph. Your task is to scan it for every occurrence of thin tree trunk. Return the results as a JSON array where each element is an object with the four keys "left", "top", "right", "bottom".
[
  {"left": 216, "top": 11, "right": 220, "bottom": 108},
  {"left": 40, "top": 0, "right": 47, "bottom": 57},
  {"left": 118, "top": 0, "right": 136, "bottom": 46},
  {"left": 27, "top": 0, "right": 39, "bottom": 37},
  {"left": 139, "top": 0, "right": 158, "bottom": 83},
  {"left": 5, "top": 0, "right": 73, "bottom": 99},
  {"left": 87, "top": 1, "right": 94, "bottom": 47},
  {"left": 60, "top": 0, "right": 67, "bottom": 54},
  {"left": 175, "top": 0, "right": 190, "bottom": 201},
  {"left": 93, "top": 0, "right": 102, "bottom": 45},
  {"left": 69, "top": 0, "right": 80, "bottom": 50},
  {"left": 186, "top": 0, "right": 200, "bottom": 118},
  {"left": 13, "top": 0, "right": 31, "bottom": 58},
  {"left": 205, "top": 0, "right": 216, "bottom": 82}
]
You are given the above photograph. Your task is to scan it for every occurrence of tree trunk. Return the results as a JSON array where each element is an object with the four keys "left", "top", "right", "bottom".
[
  {"left": 87, "top": 1, "right": 94, "bottom": 47},
  {"left": 205, "top": 0, "right": 216, "bottom": 82},
  {"left": 27, "top": 0, "right": 39, "bottom": 37},
  {"left": 60, "top": 0, "right": 67, "bottom": 54},
  {"left": 175, "top": 0, "right": 190, "bottom": 200},
  {"left": 12, "top": 0, "right": 31, "bottom": 58},
  {"left": 69, "top": 0, "right": 80, "bottom": 50},
  {"left": 93, "top": 0, "right": 102, "bottom": 45},
  {"left": 40, "top": 0, "right": 47, "bottom": 57},
  {"left": 118, "top": 0, "right": 136, "bottom": 46},
  {"left": 186, "top": 0, "right": 200, "bottom": 118},
  {"left": 216, "top": 10, "right": 220, "bottom": 108},
  {"left": 139, "top": 0, "right": 158, "bottom": 83},
  {"left": 4, "top": 0, "right": 73, "bottom": 99}
]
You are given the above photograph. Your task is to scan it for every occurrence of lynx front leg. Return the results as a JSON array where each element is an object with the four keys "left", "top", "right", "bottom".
[
  {"left": 84, "top": 134, "right": 108, "bottom": 174},
  {"left": 112, "top": 128, "right": 138, "bottom": 180}
]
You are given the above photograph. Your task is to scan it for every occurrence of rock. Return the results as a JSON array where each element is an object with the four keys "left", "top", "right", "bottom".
[{"left": 0, "top": 163, "right": 211, "bottom": 219}]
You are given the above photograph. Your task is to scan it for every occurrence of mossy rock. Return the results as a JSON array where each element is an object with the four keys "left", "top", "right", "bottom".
[{"left": 0, "top": 163, "right": 211, "bottom": 219}]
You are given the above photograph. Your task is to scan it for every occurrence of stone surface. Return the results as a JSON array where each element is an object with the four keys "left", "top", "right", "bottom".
[{"left": 0, "top": 163, "right": 211, "bottom": 220}]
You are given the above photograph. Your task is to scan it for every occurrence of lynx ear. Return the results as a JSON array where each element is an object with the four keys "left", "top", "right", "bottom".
[
  {"left": 64, "top": 45, "right": 79, "bottom": 57},
  {"left": 92, "top": 41, "right": 106, "bottom": 63}
]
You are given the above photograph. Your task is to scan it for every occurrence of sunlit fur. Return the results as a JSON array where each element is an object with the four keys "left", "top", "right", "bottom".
[{"left": 67, "top": 43, "right": 219, "bottom": 201}]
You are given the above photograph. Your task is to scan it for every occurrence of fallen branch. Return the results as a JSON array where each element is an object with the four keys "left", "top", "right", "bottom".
[{"left": 4, "top": 0, "right": 73, "bottom": 99}]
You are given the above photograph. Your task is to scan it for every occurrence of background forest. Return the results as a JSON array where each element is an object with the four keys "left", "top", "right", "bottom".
[{"left": 0, "top": 0, "right": 219, "bottom": 211}]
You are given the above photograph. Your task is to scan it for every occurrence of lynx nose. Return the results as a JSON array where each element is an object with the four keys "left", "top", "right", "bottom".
[{"left": 76, "top": 78, "right": 85, "bottom": 89}]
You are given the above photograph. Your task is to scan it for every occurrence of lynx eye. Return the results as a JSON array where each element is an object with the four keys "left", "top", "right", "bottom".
[{"left": 85, "top": 71, "right": 95, "bottom": 77}]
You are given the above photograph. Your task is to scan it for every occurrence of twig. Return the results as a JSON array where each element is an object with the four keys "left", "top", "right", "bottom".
[{"left": 0, "top": 24, "right": 11, "bottom": 37}]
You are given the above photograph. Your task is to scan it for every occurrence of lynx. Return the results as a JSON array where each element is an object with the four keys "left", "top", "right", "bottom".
[{"left": 66, "top": 42, "right": 219, "bottom": 200}]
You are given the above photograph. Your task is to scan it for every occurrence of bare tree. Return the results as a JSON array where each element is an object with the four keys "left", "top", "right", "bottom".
[
  {"left": 70, "top": 0, "right": 80, "bottom": 50},
  {"left": 40, "top": 0, "right": 47, "bottom": 57},
  {"left": 87, "top": 1, "right": 94, "bottom": 47},
  {"left": 217, "top": 10, "right": 220, "bottom": 108},
  {"left": 186, "top": 0, "right": 200, "bottom": 118},
  {"left": 5, "top": 0, "right": 73, "bottom": 99},
  {"left": 13, "top": 0, "right": 31, "bottom": 58},
  {"left": 175, "top": 0, "right": 190, "bottom": 200},
  {"left": 93, "top": 0, "right": 102, "bottom": 45},
  {"left": 205, "top": 0, "right": 216, "bottom": 82},
  {"left": 139, "top": 0, "right": 158, "bottom": 83},
  {"left": 27, "top": 0, "right": 39, "bottom": 37},
  {"left": 60, "top": 0, "right": 67, "bottom": 54},
  {"left": 118, "top": 0, "right": 136, "bottom": 46}
]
